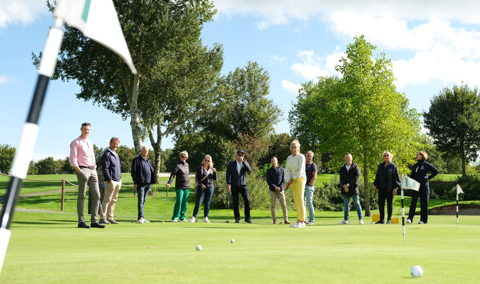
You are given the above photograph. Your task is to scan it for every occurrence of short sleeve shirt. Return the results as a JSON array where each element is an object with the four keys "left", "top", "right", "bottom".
[{"left": 305, "top": 162, "right": 318, "bottom": 185}]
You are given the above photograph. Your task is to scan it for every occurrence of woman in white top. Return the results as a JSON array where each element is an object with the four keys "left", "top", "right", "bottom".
[{"left": 285, "top": 140, "right": 307, "bottom": 228}]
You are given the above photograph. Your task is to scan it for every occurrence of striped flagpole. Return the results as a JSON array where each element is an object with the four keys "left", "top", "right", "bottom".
[
  {"left": 0, "top": 18, "right": 65, "bottom": 274},
  {"left": 456, "top": 187, "right": 459, "bottom": 229},
  {"left": 401, "top": 186, "right": 405, "bottom": 243}
]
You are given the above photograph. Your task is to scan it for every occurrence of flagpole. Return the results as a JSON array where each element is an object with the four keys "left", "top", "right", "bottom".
[
  {"left": 401, "top": 185, "right": 405, "bottom": 244},
  {"left": 0, "top": 18, "right": 65, "bottom": 274},
  {"left": 456, "top": 185, "right": 459, "bottom": 229}
]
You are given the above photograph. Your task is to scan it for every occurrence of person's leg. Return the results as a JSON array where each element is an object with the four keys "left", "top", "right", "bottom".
[
  {"left": 293, "top": 179, "right": 306, "bottom": 222},
  {"left": 107, "top": 181, "right": 121, "bottom": 220},
  {"left": 305, "top": 185, "right": 315, "bottom": 222},
  {"left": 172, "top": 188, "right": 183, "bottom": 220},
  {"left": 378, "top": 188, "right": 386, "bottom": 222},
  {"left": 76, "top": 169, "right": 88, "bottom": 223},
  {"left": 386, "top": 189, "right": 394, "bottom": 221},
  {"left": 279, "top": 191, "right": 288, "bottom": 221},
  {"left": 192, "top": 186, "right": 204, "bottom": 218},
  {"left": 231, "top": 186, "right": 241, "bottom": 221},
  {"left": 203, "top": 187, "right": 214, "bottom": 218},
  {"left": 291, "top": 182, "right": 300, "bottom": 221},
  {"left": 239, "top": 186, "right": 251, "bottom": 221},
  {"left": 179, "top": 189, "right": 189, "bottom": 220},
  {"left": 352, "top": 194, "right": 363, "bottom": 220},
  {"left": 407, "top": 190, "right": 419, "bottom": 221},
  {"left": 102, "top": 181, "right": 115, "bottom": 220},
  {"left": 137, "top": 185, "right": 145, "bottom": 220},
  {"left": 343, "top": 194, "right": 350, "bottom": 221},
  {"left": 88, "top": 170, "right": 100, "bottom": 223},
  {"left": 270, "top": 190, "right": 277, "bottom": 221},
  {"left": 420, "top": 185, "right": 430, "bottom": 223}
]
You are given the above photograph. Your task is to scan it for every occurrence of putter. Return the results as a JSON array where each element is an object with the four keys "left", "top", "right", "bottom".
[
  {"left": 162, "top": 185, "right": 169, "bottom": 223},
  {"left": 370, "top": 191, "right": 377, "bottom": 224},
  {"left": 131, "top": 191, "right": 136, "bottom": 223},
  {"left": 225, "top": 189, "right": 230, "bottom": 223},
  {"left": 276, "top": 194, "right": 283, "bottom": 225}
]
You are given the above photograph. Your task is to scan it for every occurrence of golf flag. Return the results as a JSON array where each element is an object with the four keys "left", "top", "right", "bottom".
[
  {"left": 54, "top": 0, "right": 137, "bottom": 74},
  {"left": 457, "top": 184, "right": 464, "bottom": 194},
  {"left": 401, "top": 175, "right": 420, "bottom": 191}
]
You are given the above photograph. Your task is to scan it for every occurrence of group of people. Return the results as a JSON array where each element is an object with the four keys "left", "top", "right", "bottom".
[{"left": 70, "top": 122, "right": 438, "bottom": 229}]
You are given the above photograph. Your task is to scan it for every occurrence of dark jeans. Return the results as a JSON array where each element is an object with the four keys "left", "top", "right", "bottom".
[
  {"left": 192, "top": 186, "right": 214, "bottom": 218},
  {"left": 137, "top": 184, "right": 152, "bottom": 220},
  {"left": 408, "top": 185, "right": 430, "bottom": 223},
  {"left": 231, "top": 185, "right": 251, "bottom": 221},
  {"left": 378, "top": 187, "right": 394, "bottom": 221}
]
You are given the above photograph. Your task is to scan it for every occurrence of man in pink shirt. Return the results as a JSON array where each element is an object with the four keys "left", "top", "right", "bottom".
[{"left": 70, "top": 122, "right": 104, "bottom": 229}]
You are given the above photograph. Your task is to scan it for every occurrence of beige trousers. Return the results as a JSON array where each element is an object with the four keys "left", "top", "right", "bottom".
[
  {"left": 101, "top": 180, "right": 122, "bottom": 220},
  {"left": 270, "top": 190, "right": 288, "bottom": 221}
]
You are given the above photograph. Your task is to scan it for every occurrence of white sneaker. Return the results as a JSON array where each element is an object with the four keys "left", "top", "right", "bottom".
[
  {"left": 180, "top": 219, "right": 188, "bottom": 222},
  {"left": 190, "top": 216, "right": 196, "bottom": 223},
  {"left": 137, "top": 218, "right": 144, "bottom": 224},
  {"left": 306, "top": 221, "right": 315, "bottom": 225},
  {"left": 359, "top": 220, "right": 364, "bottom": 225},
  {"left": 290, "top": 222, "right": 299, "bottom": 228},
  {"left": 338, "top": 220, "right": 349, "bottom": 225},
  {"left": 299, "top": 222, "right": 306, "bottom": 228},
  {"left": 204, "top": 217, "right": 210, "bottom": 223},
  {"left": 172, "top": 219, "right": 178, "bottom": 223},
  {"left": 143, "top": 218, "right": 150, "bottom": 223},
  {"left": 418, "top": 221, "right": 425, "bottom": 224},
  {"left": 407, "top": 219, "right": 412, "bottom": 223}
]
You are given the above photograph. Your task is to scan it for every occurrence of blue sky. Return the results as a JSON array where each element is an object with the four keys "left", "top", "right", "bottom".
[{"left": 2, "top": 0, "right": 480, "bottom": 161}]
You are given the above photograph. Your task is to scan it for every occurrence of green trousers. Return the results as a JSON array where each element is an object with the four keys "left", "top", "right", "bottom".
[{"left": 172, "top": 188, "right": 189, "bottom": 220}]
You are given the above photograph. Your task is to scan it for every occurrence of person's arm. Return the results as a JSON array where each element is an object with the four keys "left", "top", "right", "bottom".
[
  {"left": 309, "top": 164, "right": 318, "bottom": 186},
  {"left": 195, "top": 167, "right": 200, "bottom": 184},
  {"left": 266, "top": 169, "right": 276, "bottom": 191},
  {"left": 373, "top": 165, "right": 379, "bottom": 192},
  {"left": 340, "top": 167, "right": 347, "bottom": 185},
  {"left": 167, "top": 163, "right": 178, "bottom": 185},
  {"left": 427, "top": 163, "right": 439, "bottom": 181},
  {"left": 226, "top": 162, "right": 231, "bottom": 191},
  {"left": 102, "top": 152, "right": 112, "bottom": 182},
  {"left": 131, "top": 158, "right": 138, "bottom": 190},
  {"left": 284, "top": 162, "right": 291, "bottom": 187},
  {"left": 392, "top": 164, "right": 401, "bottom": 195},
  {"left": 243, "top": 161, "right": 252, "bottom": 172},
  {"left": 279, "top": 168, "right": 286, "bottom": 190},
  {"left": 69, "top": 141, "right": 82, "bottom": 175},
  {"left": 212, "top": 170, "right": 217, "bottom": 180}
]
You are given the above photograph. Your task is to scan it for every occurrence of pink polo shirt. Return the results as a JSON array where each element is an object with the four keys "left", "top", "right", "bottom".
[{"left": 69, "top": 136, "right": 96, "bottom": 168}]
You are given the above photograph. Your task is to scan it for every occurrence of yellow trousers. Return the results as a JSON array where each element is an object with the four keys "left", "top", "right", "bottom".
[{"left": 291, "top": 178, "right": 306, "bottom": 221}]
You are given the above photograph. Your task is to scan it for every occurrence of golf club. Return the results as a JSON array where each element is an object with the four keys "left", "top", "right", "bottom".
[
  {"left": 276, "top": 193, "right": 283, "bottom": 225},
  {"left": 225, "top": 189, "right": 230, "bottom": 223},
  {"left": 131, "top": 190, "right": 136, "bottom": 223},
  {"left": 370, "top": 191, "right": 377, "bottom": 224},
  {"left": 162, "top": 184, "right": 169, "bottom": 223}
]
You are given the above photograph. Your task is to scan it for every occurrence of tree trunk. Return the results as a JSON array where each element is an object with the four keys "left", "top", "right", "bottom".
[
  {"left": 461, "top": 154, "right": 466, "bottom": 177},
  {"left": 363, "top": 154, "right": 371, "bottom": 217},
  {"left": 149, "top": 125, "right": 163, "bottom": 185},
  {"left": 129, "top": 74, "right": 143, "bottom": 155}
]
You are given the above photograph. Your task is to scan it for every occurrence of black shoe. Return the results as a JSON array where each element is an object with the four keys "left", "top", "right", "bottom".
[
  {"left": 386, "top": 219, "right": 392, "bottom": 224},
  {"left": 235, "top": 219, "right": 240, "bottom": 223},
  {"left": 78, "top": 222, "right": 90, "bottom": 229},
  {"left": 245, "top": 219, "right": 253, "bottom": 223},
  {"left": 375, "top": 220, "right": 385, "bottom": 224},
  {"left": 91, "top": 222, "right": 105, "bottom": 228}
]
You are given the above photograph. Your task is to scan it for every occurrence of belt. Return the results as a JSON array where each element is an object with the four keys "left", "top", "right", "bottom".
[{"left": 79, "top": 166, "right": 95, "bottom": 170}]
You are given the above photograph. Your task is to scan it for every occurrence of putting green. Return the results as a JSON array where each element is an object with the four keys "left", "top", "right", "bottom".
[{"left": 1, "top": 210, "right": 479, "bottom": 283}]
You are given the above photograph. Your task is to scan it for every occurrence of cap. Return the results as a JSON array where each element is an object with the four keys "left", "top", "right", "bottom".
[{"left": 237, "top": 150, "right": 245, "bottom": 155}]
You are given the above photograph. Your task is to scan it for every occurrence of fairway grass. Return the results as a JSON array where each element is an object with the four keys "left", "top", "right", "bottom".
[{"left": 2, "top": 211, "right": 479, "bottom": 283}]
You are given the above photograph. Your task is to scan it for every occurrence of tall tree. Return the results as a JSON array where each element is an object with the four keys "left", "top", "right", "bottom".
[
  {"left": 423, "top": 83, "right": 480, "bottom": 177},
  {"left": 0, "top": 144, "right": 15, "bottom": 174},
  {"left": 289, "top": 36, "right": 424, "bottom": 216}
]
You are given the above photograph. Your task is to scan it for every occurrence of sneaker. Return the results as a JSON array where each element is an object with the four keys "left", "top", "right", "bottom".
[
  {"left": 290, "top": 222, "right": 299, "bottom": 228},
  {"left": 143, "top": 219, "right": 150, "bottom": 223},
  {"left": 107, "top": 219, "right": 119, "bottom": 224},
  {"left": 172, "top": 219, "right": 178, "bottom": 223},
  {"left": 386, "top": 219, "right": 392, "bottom": 224},
  {"left": 179, "top": 219, "right": 188, "bottom": 222},
  {"left": 299, "top": 222, "right": 306, "bottom": 228},
  {"left": 204, "top": 217, "right": 210, "bottom": 223},
  {"left": 190, "top": 216, "right": 196, "bottom": 223},
  {"left": 99, "top": 218, "right": 110, "bottom": 225},
  {"left": 235, "top": 219, "right": 240, "bottom": 223},
  {"left": 359, "top": 220, "right": 364, "bottom": 225},
  {"left": 375, "top": 220, "right": 385, "bottom": 224},
  {"left": 137, "top": 218, "right": 145, "bottom": 224},
  {"left": 306, "top": 221, "right": 315, "bottom": 225},
  {"left": 338, "top": 220, "right": 349, "bottom": 225},
  {"left": 418, "top": 221, "right": 425, "bottom": 224},
  {"left": 407, "top": 219, "right": 412, "bottom": 223}
]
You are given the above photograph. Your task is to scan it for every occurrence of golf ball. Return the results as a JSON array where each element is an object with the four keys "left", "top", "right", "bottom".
[
  {"left": 196, "top": 245, "right": 202, "bottom": 251},
  {"left": 231, "top": 239, "right": 235, "bottom": 243},
  {"left": 410, "top": 265, "right": 423, "bottom": 278}
]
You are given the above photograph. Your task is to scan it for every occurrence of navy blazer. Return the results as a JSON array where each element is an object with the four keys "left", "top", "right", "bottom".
[
  {"left": 226, "top": 160, "right": 251, "bottom": 186},
  {"left": 266, "top": 166, "right": 285, "bottom": 192},
  {"left": 410, "top": 160, "right": 438, "bottom": 186},
  {"left": 102, "top": 150, "right": 122, "bottom": 182},
  {"left": 131, "top": 155, "right": 154, "bottom": 185},
  {"left": 373, "top": 162, "right": 401, "bottom": 190}
]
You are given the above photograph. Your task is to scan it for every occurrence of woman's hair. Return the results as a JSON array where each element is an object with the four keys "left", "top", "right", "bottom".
[
  {"left": 307, "top": 151, "right": 314, "bottom": 157},
  {"left": 179, "top": 151, "right": 189, "bottom": 158},
  {"left": 203, "top": 155, "right": 213, "bottom": 168},
  {"left": 290, "top": 140, "right": 301, "bottom": 149},
  {"left": 418, "top": 151, "right": 428, "bottom": 160},
  {"left": 383, "top": 151, "right": 393, "bottom": 158}
]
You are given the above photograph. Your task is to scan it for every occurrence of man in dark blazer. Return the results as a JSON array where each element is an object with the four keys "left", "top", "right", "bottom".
[
  {"left": 226, "top": 150, "right": 252, "bottom": 223},
  {"left": 266, "top": 156, "right": 290, "bottom": 224}
]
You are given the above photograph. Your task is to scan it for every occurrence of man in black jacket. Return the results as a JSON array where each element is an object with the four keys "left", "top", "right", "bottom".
[
  {"left": 131, "top": 145, "right": 155, "bottom": 224},
  {"left": 226, "top": 150, "right": 252, "bottom": 223},
  {"left": 100, "top": 137, "right": 122, "bottom": 225},
  {"left": 266, "top": 157, "right": 290, "bottom": 224},
  {"left": 339, "top": 153, "right": 363, "bottom": 224}
]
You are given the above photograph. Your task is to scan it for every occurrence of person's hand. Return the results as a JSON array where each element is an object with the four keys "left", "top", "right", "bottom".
[
  {"left": 343, "top": 184, "right": 349, "bottom": 191},
  {"left": 374, "top": 186, "right": 377, "bottom": 193},
  {"left": 202, "top": 184, "right": 206, "bottom": 189},
  {"left": 286, "top": 182, "right": 291, "bottom": 189},
  {"left": 392, "top": 188, "right": 397, "bottom": 195},
  {"left": 134, "top": 184, "right": 138, "bottom": 191},
  {"left": 345, "top": 188, "right": 349, "bottom": 193},
  {"left": 166, "top": 183, "right": 170, "bottom": 189},
  {"left": 227, "top": 184, "right": 231, "bottom": 191},
  {"left": 108, "top": 180, "right": 113, "bottom": 184},
  {"left": 275, "top": 187, "right": 280, "bottom": 192},
  {"left": 212, "top": 168, "right": 216, "bottom": 173}
]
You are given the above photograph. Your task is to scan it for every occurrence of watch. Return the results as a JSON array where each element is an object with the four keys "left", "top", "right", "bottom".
[{"left": 347, "top": 183, "right": 350, "bottom": 186}]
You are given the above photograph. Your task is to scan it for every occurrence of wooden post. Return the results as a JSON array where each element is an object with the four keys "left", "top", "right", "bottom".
[{"left": 61, "top": 179, "right": 65, "bottom": 212}]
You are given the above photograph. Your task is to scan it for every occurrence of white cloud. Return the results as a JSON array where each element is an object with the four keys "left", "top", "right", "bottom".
[
  {"left": 270, "top": 55, "right": 288, "bottom": 63},
  {"left": 290, "top": 49, "right": 343, "bottom": 81},
  {"left": 281, "top": 79, "right": 302, "bottom": 94},
  {"left": 0, "top": 76, "right": 16, "bottom": 85},
  {"left": 0, "top": 0, "right": 49, "bottom": 28}
]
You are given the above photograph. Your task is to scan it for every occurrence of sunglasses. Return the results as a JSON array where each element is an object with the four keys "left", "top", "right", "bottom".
[
  {"left": 181, "top": 156, "right": 187, "bottom": 158},
  {"left": 383, "top": 155, "right": 389, "bottom": 157},
  {"left": 204, "top": 159, "right": 210, "bottom": 162},
  {"left": 237, "top": 154, "right": 244, "bottom": 157}
]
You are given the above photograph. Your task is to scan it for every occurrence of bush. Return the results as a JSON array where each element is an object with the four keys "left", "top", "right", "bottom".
[{"left": 455, "top": 175, "right": 480, "bottom": 201}]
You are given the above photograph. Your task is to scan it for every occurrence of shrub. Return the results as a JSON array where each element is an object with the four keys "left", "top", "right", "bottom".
[{"left": 455, "top": 175, "right": 480, "bottom": 201}]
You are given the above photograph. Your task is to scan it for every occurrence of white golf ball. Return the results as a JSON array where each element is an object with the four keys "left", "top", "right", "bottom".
[
  {"left": 196, "top": 245, "right": 202, "bottom": 251},
  {"left": 410, "top": 265, "right": 423, "bottom": 278},
  {"left": 231, "top": 239, "right": 235, "bottom": 243}
]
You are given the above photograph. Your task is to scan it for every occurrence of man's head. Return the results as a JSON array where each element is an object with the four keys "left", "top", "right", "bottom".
[
  {"left": 271, "top": 156, "right": 278, "bottom": 168},
  {"left": 236, "top": 150, "right": 244, "bottom": 162},
  {"left": 345, "top": 153, "right": 352, "bottom": 165},
  {"left": 179, "top": 151, "right": 188, "bottom": 162},
  {"left": 306, "top": 151, "right": 314, "bottom": 163},
  {"left": 80, "top": 122, "right": 91, "bottom": 139},
  {"left": 141, "top": 145, "right": 149, "bottom": 158},
  {"left": 109, "top": 137, "right": 119, "bottom": 152}
]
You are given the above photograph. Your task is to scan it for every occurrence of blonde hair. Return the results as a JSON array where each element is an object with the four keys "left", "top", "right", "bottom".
[
  {"left": 383, "top": 151, "right": 393, "bottom": 158},
  {"left": 179, "top": 151, "right": 189, "bottom": 158},
  {"left": 418, "top": 151, "right": 428, "bottom": 160},
  {"left": 290, "top": 140, "right": 301, "bottom": 149},
  {"left": 203, "top": 155, "right": 213, "bottom": 168}
]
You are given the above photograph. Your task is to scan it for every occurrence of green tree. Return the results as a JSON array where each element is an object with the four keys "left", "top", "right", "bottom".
[
  {"left": 257, "top": 133, "right": 292, "bottom": 168},
  {"left": 0, "top": 144, "right": 15, "bottom": 173},
  {"left": 27, "top": 160, "right": 38, "bottom": 175},
  {"left": 423, "top": 83, "right": 480, "bottom": 177},
  {"left": 289, "top": 36, "right": 424, "bottom": 216},
  {"left": 36, "top": 157, "right": 57, "bottom": 175}
]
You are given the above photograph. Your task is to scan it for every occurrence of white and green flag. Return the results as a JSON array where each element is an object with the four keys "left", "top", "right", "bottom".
[
  {"left": 54, "top": 0, "right": 137, "bottom": 74},
  {"left": 401, "top": 175, "right": 420, "bottom": 191},
  {"left": 457, "top": 184, "right": 464, "bottom": 194}
]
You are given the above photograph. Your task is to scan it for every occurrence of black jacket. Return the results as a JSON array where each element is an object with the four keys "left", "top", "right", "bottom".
[
  {"left": 195, "top": 165, "right": 217, "bottom": 188},
  {"left": 266, "top": 166, "right": 286, "bottom": 192},
  {"left": 373, "top": 162, "right": 401, "bottom": 190},
  {"left": 102, "top": 150, "right": 122, "bottom": 182},
  {"left": 410, "top": 160, "right": 438, "bottom": 186},
  {"left": 226, "top": 160, "right": 251, "bottom": 186},
  {"left": 131, "top": 155, "right": 154, "bottom": 185},
  {"left": 339, "top": 162, "right": 361, "bottom": 195},
  {"left": 168, "top": 161, "right": 190, "bottom": 189}
]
